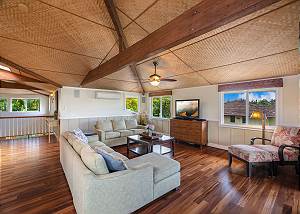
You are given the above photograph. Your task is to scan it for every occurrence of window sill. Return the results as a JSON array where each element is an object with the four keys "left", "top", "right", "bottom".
[{"left": 219, "top": 124, "right": 275, "bottom": 132}]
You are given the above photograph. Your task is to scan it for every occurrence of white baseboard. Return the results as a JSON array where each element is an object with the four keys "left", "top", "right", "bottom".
[{"left": 207, "top": 143, "right": 228, "bottom": 151}]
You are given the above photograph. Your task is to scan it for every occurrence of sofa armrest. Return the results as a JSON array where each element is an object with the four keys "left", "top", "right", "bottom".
[
  {"left": 137, "top": 125, "right": 146, "bottom": 129},
  {"left": 278, "top": 144, "right": 300, "bottom": 164},
  {"left": 250, "top": 137, "right": 271, "bottom": 145},
  {"left": 94, "top": 128, "right": 106, "bottom": 142},
  {"left": 84, "top": 164, "right": 154, "bottom": 213}
]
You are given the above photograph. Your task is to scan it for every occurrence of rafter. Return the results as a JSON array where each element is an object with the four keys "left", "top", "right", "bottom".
[
  {"left": 82, "top": 0, "right": 281, "bottom": 86},
  {"left": 0, "top": 57, "right": 62, "bottom": 88},
  {"left": 0, "top": 81, "right": 45, "bottom": 91},
  {"left": 0, "top": 70, "right": 45, "bottom": 83},
  {"left": 103, "top": 0, "right": 145, "bottom": 94}
]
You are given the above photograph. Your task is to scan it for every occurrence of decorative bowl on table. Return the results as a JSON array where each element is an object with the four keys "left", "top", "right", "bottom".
[{"left": 140, "top": 132, "right": 159, "bottom": 140}]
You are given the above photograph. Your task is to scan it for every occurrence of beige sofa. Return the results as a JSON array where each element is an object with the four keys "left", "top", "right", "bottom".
[
  {"left": 95, "top": 118, "right": 146, "bottom": 147},
  {"left": 60, "top": 131, "right": 180, "bottom": 214}
]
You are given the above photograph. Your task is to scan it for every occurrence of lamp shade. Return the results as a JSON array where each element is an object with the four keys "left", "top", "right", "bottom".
[{"left": 250, "top": 111, "right": 262, "bottom": 120}]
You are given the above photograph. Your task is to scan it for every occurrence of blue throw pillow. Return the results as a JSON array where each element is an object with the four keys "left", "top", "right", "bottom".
[
  {"left": 97, "top": 150, "right": 127, "bottom": 172},
  {"left": 73, "top": 128, "right": 88, "bottom": 144}
]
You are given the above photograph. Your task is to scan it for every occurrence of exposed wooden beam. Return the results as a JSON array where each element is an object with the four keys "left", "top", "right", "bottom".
[
  {"left": 0, "top": 81, "right": 46, "bottom": 91},
  {"left": 82, "top": 0, "right": 281, "bottom": 86},
  {"left": 0, "top": 70, "right": 45, "bottom": 83},
  {"left": 28, "top": 90, "right": 49, "bottom": 97},
  {"left": 0, "top": 56, "right": 62, "bottom": 88},
  {"left": 103, "top": 0, "right": 145, "bottom": 94}
]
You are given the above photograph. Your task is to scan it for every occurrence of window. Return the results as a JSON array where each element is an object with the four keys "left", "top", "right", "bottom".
[
  {"left": 0, "top": 98, "right": 7, "bottom": 111},
  {"left": 125, "top": 97, "right": 138, "bottom": 112},
  {"left": 11, "top": 98, "right": 40, "bottom": 112},
  {"left": 27, "top": 99, "right": 40, "bottom": 111},
  {"left": 222, "top": 90, "right": 276, "bottom": 127},
  {"left": 151, "top": 96, "right": 171, "bottom": 118}
]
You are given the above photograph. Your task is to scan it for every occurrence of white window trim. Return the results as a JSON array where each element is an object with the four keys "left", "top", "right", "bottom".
[
  {"left": 220, "top": 88, "right": 279, "bottom": 130},
  {"left": 125, "top": 95, "right": 139, "bottom": 113},
  {"left": 10, "top": 98, "right": 41, "bottom": 112},
  {"left": 150, "top": 96, "right": 172, "bottom": 119}
]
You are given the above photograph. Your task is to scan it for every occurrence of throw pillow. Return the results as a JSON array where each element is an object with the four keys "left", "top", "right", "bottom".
[
  {"left": 97, "top": 149, "right": 128, "bottom": 172},
  {"left": 73, "top": 128, "right": 88, "bottom": 144}
]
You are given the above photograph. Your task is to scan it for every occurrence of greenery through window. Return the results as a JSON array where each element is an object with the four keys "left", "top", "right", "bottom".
[
  {"left": 222, "top": 90, "right": 276, "bottom": 127},
  {"left": 126, "top": 97, "right": 138, "bottom": 112},
  {"left": 0, "top": 98, "right": 7, "bottom": 111},
  {"left": 152, "top": 96, "right": 171, "bottom": 118},
  {"left": 11, "top": 98, "right": 40, "bottom": 112},
  {"left": 27, "top": 99, "right": 40, "bottom": 111}
]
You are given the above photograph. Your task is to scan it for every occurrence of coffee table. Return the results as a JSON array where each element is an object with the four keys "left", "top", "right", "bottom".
[{"left": 127, "top": 134, "right": 175, "bottom": 157}]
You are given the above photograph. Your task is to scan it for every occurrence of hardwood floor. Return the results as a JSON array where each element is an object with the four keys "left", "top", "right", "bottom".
[{"left": 0, "top": 137, "right": 299, "bottom": 214}]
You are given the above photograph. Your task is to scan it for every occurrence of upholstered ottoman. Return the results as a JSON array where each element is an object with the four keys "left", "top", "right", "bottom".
[
  {"left": 125, "top": 152, "right": 180, "bottom": 199},
  {"left": 228, "top": 145, "right": 273, "bottom": 177}
]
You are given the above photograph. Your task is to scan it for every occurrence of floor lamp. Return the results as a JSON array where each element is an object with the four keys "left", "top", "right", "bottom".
[{"left": 250, "top": 111, "right": 267, "bottom": 144}]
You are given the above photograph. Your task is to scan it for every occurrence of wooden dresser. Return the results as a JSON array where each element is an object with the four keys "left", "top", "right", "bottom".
[{"left": 170, "top": 119, "right": 208, "bottom": 146}]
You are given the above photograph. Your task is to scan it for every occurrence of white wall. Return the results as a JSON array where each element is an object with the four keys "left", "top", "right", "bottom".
[
  {"left": 0, "top": 89, "right": 50, "bottom": 117},
  {"left": 58, "top": 87, "right": 142, "bottom": 119}
]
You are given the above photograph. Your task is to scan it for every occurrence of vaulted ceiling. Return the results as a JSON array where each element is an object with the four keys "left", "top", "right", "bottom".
[{"left": 0, "top": 0, "right": 299, "bottom": 93}]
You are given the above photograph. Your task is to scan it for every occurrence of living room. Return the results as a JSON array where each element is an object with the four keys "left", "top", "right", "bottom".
[{"left": 0, "top": 0, "right": 299, "bottom": 213}]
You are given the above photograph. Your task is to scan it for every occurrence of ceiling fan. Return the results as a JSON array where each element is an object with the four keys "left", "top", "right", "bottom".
[{"left": 149, "top": 61, "right": 177, "bottom": 86}]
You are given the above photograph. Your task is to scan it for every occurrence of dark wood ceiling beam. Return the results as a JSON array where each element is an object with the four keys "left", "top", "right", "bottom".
[
  {"left": 0, "top": 81, "right": 45, "bottom": 91},
  {"left": 0, "top": 70, "right": 45, "bottom": 83},
  {"left": 28, "top": 90, "right": 49, "bottom": 97},
  {"left": 82, "top": 0, "right": 281, "bottom": 86},
  {"left": 0, "top": 57, "right": 62, "bottom": 88},
  {"left": 103, "top": 0, "right": 145, "bottom": 94}
]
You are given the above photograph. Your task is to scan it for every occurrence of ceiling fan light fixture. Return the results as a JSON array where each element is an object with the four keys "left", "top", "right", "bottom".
[{"left": 149, "top": 74, "right": 160, "bottom": 86}]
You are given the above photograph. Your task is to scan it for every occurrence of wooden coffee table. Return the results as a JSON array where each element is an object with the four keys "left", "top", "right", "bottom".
[{"left": 127, "top": 134, "right": 175, "bottom": 157}]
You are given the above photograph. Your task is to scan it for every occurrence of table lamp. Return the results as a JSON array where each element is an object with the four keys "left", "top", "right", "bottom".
[{"left": 250, "top": 111, "right": 267, "bottom": 144}]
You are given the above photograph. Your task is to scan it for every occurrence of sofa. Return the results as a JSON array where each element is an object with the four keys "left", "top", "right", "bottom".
[
  {"left": 60, "top": 131, "right": 180, "bottom": 214},
  {"left": 95, "top": 118, "right": 146, "bottom": 147}
]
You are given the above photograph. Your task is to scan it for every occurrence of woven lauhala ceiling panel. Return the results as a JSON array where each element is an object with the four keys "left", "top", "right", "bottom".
[
  {"left": 0, "top": 0, "right": 116, "bottom": 60},
  {"left": 123, "top": 22, "right": 148, "bottom": 47},
  {"left": 85, "top": 78, "right": 141, "bottom": 93},
  {"left": 199, "top": 49, "right": 300, "bottom": 84},
  {"left": 0, "top": 38, "right": 100, "bottom": 77},
  {"left": 106, "top": 66, "right": 139, "bottom": 82},
  {"left": 136, "top": 53, "right": 194, "bottom": 80},
  {"left": 172, "top": 1, "right": 300, "bottom": 72}
]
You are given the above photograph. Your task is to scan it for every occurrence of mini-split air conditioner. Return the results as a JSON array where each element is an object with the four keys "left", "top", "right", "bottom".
[{"left": 95, "top": 91, "right": 121, "bottom": 100}]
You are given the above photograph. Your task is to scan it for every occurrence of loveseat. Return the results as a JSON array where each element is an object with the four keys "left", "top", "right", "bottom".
[
  {"left": 60, "top": 131, "right": 180, "bottom": 214},
  {"left": 94, "top": 118, "right": 146, "bottom": 147}
]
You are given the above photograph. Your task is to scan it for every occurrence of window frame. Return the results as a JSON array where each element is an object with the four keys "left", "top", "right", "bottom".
[
  {"left": 220, "top": 88, "right": 279, "bottom": 129},
  {"left": 151, "top": 96, "right": 172, "bottom": 119},
  {"left": 10, "top": 98, "right": 41, "bottom": 113},
  {"left": 125, "top": 96, "right": 139, "bottom": 113}
]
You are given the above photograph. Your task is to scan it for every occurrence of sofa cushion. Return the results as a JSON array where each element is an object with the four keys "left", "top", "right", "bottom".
[
  {"left": 80, "top": 146, "right": 109, "bottom": 175},
  {"left": 97, "top": 149, "right": 128, "bottom": 172},
  {"left": 130, "top": 128, "right": 144, "bottom": 135},
  {"left": 88, "top": 141, "right": 106, "bottom": 149},
  {"left": 228, "top": 145, "right": 273, "bottom": 162},
  {"left": 73, "top": 128, "right": 88, "bottom": 144},
  {"left": 125, "top": 119, "right": 138, "bottom": 129},
  {"left": 66, "top": 133, "right": 88, "bottom": 154},
  {"left": 63, "top": 131, "right": 74, "bottom": 146},
  {"left": 112, "top": 120, "right": 126, "bottom": 131},
  {"left": 118, "top": 129, "right": 134, "bottom": 137},
  {"left": 96, "top": 120, "right": 113, "bottom": 132},
  {"left": 94, "top": 145, "right": 115, "bottom": 154},
  {"left": 105, "top": 131, "right": 121, "bottom": 140},
  {"left": 125, "top": 153, "right": 180, "bottom": 183},
  {"left": 271, "top": 126, "right": 300, "bottom": 147},
  {"left": 87, "top": 135, "right": 99, "bottom": 143},
  {"left": 253, "top": 144, "right": 299, "bottom": 161}
]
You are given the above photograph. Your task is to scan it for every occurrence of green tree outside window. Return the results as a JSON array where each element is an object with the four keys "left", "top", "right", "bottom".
[
  {"left": 0, "top": 98, "right": 7, "bottom": 111},
  {"left": 162, "top": 96, "right": 171, "bottom": 118},
  {"left": 12, "top": 99, "right": 26, "bottom": 112},
  {"left": 152, "top": 97, "right": 161, "bottom": 117},
  {"left": 126, "top": 97, "right": 138, "bottom": 112},
  {"left": 27, "top": 99, "right": 40, "bottom": 111}
]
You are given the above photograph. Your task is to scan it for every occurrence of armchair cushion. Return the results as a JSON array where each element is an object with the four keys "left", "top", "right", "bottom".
[
  {"left": 253, "top": 144, "right": 299, "bottom": 161},
  {"left": 105, "top": 131, "right": 121, "bottom": 140},
  {"left": 96, "top": 120, "right": 113, "bottom": 132},
  {"left": 271, "top": 126, "right": 300, "bottom": 147},
  {"left": 112, "top": 120, "right": 126, "bottom": 131},
  {"left": 228, "top": 145, "right": 273, "bottom": 162},
  {"left": 125, "top": 119, "right": 138, "bottom": 129}
]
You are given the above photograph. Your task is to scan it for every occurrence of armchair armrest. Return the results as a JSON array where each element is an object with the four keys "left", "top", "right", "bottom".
[
  {"left": 94, "top": 127, "right": 105, "bottom": 142},
  {"left": 250, "top": 137, "right": 271, "bottom": 145},
  {"left": 278, "top": 144, "right": 300, "bottom": 164}
]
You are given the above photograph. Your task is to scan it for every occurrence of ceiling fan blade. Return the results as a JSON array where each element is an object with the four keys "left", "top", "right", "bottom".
[{"left": 160, "top": 78, "right": 177, "bottom": 82}]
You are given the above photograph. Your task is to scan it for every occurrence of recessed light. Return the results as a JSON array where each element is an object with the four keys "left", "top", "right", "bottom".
[{"left": 0, "top": 64, "right": 11, "bottom": 72}]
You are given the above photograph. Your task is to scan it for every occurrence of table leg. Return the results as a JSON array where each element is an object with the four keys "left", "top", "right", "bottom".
[
  {"left": 48, "top": 124, "right": 50, "bottom": 143},
  {"left": 172, "top": 139, "right": 175, "bottom": 156},
  {"left": 127, "top": 138, "right": 130, "bottom": 158}
]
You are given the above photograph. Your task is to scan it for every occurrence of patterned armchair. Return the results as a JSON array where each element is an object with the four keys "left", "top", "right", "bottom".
[{"left": 228, "top": 126, "right": 300, "bottom": 180}]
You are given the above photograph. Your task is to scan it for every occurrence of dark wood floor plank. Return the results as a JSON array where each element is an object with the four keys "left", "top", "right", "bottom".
[{"left": 0, "top": 137, "right": 299, "bottom": 214}]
